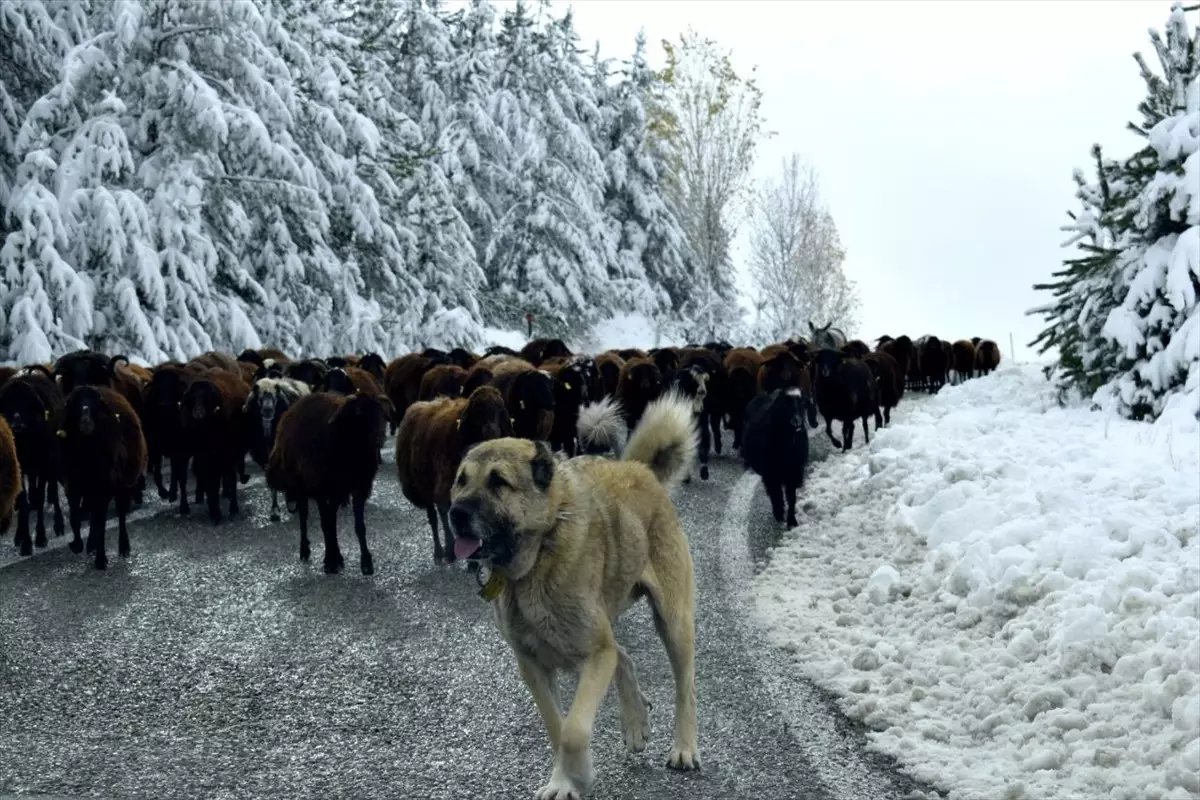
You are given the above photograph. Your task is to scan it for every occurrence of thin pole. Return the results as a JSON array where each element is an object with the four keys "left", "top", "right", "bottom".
[{"left": 1009, "top": 332, "right": 1016, "bottom": 363}]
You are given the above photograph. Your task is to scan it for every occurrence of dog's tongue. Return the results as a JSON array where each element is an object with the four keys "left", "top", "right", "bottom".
[{"left": 454, "top": 535, "right": 482, "bottom": 561}]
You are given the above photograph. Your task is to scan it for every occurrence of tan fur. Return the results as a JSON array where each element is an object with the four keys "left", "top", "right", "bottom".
[
  {"left": 450, "top": 392, "right": 700, "bottom": 797},
  {"left": 0, "top": 415, "right": 20, "bottom": 534}
]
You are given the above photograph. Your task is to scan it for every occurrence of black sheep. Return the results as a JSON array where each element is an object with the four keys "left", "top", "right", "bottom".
[
  {"left": 141, "top": 364, "right": 194, "bottom": 503},
  {"left": 812, "top": 348, "right": 882, "bottom": 452},
  {"left": 0, "top": 366, "right": 65, "bottom": 553},
  {"left": 58, "top": 386, "right": 147, "bottom": 569},
  {"left": 266, "top": 392, "right": 388, "bottom": 575},
  {"left": 283, "top": 358, "right": 329, "bottom": 390},
  {"left": 180, "top": 371, "right": 249, "bottom": 523},
  {"left": 743, "top": 388, "right": 813, "bottom": 529}
]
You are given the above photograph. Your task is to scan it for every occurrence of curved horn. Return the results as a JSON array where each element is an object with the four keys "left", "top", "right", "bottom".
[{"left": 108, "top": 354, "right": 130, "bottom": 375}]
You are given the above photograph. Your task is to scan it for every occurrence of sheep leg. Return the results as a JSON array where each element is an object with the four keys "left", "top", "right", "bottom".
[
  {"left": 133, "top": 474, "right": 145, "bottom": 507},
  {"left": 269, "top": 490, "right": 281, "bottom": 523},
  {"left": 697, "top": 413, "right": 711, "bottom": 481},
  {"left": 15, "top": 489, "right": 32, "bottom": 557},
  {"left": 438, "top": 505, "right": 455, "bottom": 566},
  {"left": 67, "top": 485, "right": 84, "bottom": 554},
  {"left": 170, "top": 452, "right": 185, "bottom": 505},
  {"left": 318, "top": 498, "right": 343, "bottom": 575},
  {"left": 115, "top": 491, "right": 131, "bottom": 558},
  {"left": 824, "top": 417, "right": 843, "bottom": 449},
  {"left": 873, "top": 407, "right": 883, "bottom": 432},
  {"left": 841, "top": 419, "right": 855, "bottom": 452},
  {"left": 206, "top": 470, "right": 222, "bottom": 525},
  {"left": 708, "top": 409, "right": 722, "bottom": 456},
  {"left": 88, "top": 494, "right": 108, "bottom": 570},
  {"left": 32, "top": 475, "right": 47, "bottom": 548},
  {"left": 764, "top": 479, "right": 784, "bottom": 524},
  {"left": 862, "top": 414, "right": 872, "bottom": 445},
  {"left": 426, "top": 506, "right": 445, "bottom": 564},
  {"left": 785, "top": 480, "right": 800, "bottom": 530},
  {"left": 152, "top": 448, "right": 170, "bottom": 499},
  {"left": 353, "top": 489, "right": 373, "bottom": 576},
  {"left": 883, "top": 405, "right": 892, "bottom": 426},
  {"left": 49, "top": 478, "right": 64, "bottom": 537},
  {"left": 239, "top": 453, "right": 249, "bottom": 484},
  {"left": 225, "top": 468, "right": 239, "bottom": 519},
  {"left": 297, "top": 496, "right": 311, "bottom": 561}
]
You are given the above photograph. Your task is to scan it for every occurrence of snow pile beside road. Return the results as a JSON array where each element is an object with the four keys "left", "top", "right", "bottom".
[{"left": 753, "top": 364, "right": 1200, "bottom": 800}]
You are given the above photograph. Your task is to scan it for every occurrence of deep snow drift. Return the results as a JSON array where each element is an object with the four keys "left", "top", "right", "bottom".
[{"left": 754, "top": 364, "right": 1200, "bottom": 800}]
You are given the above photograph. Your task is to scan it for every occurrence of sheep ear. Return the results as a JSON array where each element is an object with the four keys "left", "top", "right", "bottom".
[
  {"left": 564, "top": 381, "right": 571, "bottom": 390},
  {"left": 43, "top": 410, "right": 49, "bottom": 421}
]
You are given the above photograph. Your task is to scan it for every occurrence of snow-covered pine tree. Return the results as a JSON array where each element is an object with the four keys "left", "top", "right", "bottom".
[
  {"left": 1096, "top": 3, "right": 1199, "bottom": 419},
  {"left": 483, "top": 0, "right": 612, "bottom": 338},
  {"left": 1029, "top": 144, "right": 1133, "bottom": 401},
  {"left": 388, "top": 0, "right": 486, "bottom": 350},
  {"left": 1033, "top": 3, "right": 1198, "bottom": 420},
  {"left": 599, "top": 31, "right": 694, "bottom": 322}
]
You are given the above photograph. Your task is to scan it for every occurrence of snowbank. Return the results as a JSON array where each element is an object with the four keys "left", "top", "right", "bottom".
[{"left": 754, "top": 364, "right": 1200, "bottom": 800}]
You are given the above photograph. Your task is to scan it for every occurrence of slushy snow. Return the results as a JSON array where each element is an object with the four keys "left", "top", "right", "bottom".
[{"left": 754, "top": 364, "right": 1200, "bottom": 800}]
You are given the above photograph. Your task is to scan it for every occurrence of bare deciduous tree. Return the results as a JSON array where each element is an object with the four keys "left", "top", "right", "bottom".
[
  {"left": 748, "top": 154, "right": 860, "bottom": 342},
  {"left": 650, "top": 29, "right": 771, "bottom": 337}
]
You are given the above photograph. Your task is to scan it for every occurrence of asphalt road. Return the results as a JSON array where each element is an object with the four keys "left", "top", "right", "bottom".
[{"left": 0, "top": 429, "right": 936, "bottom": 800}]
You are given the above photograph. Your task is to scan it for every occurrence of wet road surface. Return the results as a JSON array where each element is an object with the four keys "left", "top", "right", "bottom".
[{"left": 0, "top": 431, "right": 936, "bottom": 800}]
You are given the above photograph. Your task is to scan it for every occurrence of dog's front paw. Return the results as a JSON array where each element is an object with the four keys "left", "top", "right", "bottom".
[
  {"left": 622, "top": 709, "right": 650, "bottom": 753},
  {"left": 666, "top": 746, "right": 701, "bottom": 771},
  {"left": 534, "top": 771, "right": 584, "bottom": 800}
]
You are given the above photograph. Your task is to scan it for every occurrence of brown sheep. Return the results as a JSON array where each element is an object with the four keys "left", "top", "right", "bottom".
[
  {"left": 266, "top": 391, "right": 388, "bottom": 575},
  {"left": 383, "top": 351, "right": 450, "bottom": 433},
  {"left": 879, "top": 335, "right": 915, "bottom": 385},
  {"left": 0, "top": 415, "right": 19, "bottom": 536},
  {"left": 842, "top": 340, "right": 871, "bottom": 358},
  {"left": 759, "top": 342, "right": 790, "bottom": 361},
  {"left": 180, "top": 368, "right": 250, "bottom": 523},
  {"left": 975, "top": 339, "right": 1001, "bottom": 375},
  {"left": 650, "top": 347, "right": 682, "bottom": 387},
  {"left": 419, "top": 364, "right": 468, "bottom": 401},
  {"left": 58, "top": 386, "right": 147, "bottom": 569},
  {"left": 488, "top": 359, "right": 555, "bottom": 441},
  {"left": 951, "top": 340, "right": 977, "bottom": 383},
  {"left": 395, "top": 386, "right": 512, "bottom": 564},
  {"left": 616, "top": 357, "right": 663, "bottom": 431},
  {"left": 724, "top": 347, "right": 764, "bottom": 450},
  {"left": 188, "top": 350, "right": 242, "bottom": 375},
  {"left": 0, "top": 366, "right": 17, "bottom": 386},
  {"left": 519, "top": 338, "right": 573, "bottom": 366},
  {"left": 616, "top": 348, "right": 648, "bottom": 362},
  {"left": 757, "top": 351, "right": 813, "bottom": 397},
  {"left": 595, "top": 352, "right": 624, "bottom": 398}
]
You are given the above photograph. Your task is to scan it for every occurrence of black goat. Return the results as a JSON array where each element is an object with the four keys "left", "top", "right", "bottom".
[
  {"left": 243, "top": 377, "right": 310, "bottom": 522},
  {"left": 0, "top": 366, "right": 65, "bottom": 554},
  {"left": 743, "top": 388, "right": 814, "bottom": 529}
]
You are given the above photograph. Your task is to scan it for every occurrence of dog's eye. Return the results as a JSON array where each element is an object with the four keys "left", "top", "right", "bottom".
[{"left": 487, "top": 472, "right": 508, "bottom": 491}]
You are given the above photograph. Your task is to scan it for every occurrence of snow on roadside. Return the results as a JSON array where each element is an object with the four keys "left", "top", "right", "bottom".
[
  {"left": 480, "top": 312, "right": 683, "bottom": 355},
  {"left": 754, "top": 364, "right": 1200, "bottom": 800}
]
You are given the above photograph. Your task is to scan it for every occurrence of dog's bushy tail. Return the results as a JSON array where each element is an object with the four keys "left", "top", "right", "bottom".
[
  {"left": 577, "top": 396, "right": 628, "bottom": 455},
  {"left": 621, "top": 390, "right": 697, "bottom": 490}
]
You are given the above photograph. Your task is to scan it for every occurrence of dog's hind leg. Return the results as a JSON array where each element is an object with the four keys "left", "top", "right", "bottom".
[
  {"left": 642, "top": 561, "right": 701, "bottom": 771},
  {"left": 615, "top": 645, "right": 651, "bottom": 753}
]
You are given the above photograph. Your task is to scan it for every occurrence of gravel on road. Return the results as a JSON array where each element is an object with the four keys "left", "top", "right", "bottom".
[{"left": 0, "top": 431, "right": 934, "bottom": 800}]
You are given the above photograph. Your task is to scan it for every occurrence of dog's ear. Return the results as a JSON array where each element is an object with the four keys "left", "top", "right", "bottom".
[{"left": 530, "top": 440, "right": 555, "bottom": 490}]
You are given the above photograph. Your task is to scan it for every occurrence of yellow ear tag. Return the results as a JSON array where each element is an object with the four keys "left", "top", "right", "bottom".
[
  {"left": 114, "top": 413, "right": 121, "bottom": 421},
  {"left": 519, "top": 400, "right": 525, "bottom": 410},
  {"left": 564, "top": 382, "right": 571, "bottom": 390},
  {"left": 456, "top": 418, "right": 461, "bottom": 430},
  {"left": 56, "top": 430, "right": 67, "bottom": 439},
  {"left": 479, "top": 571, "right": 506, "bottom": 601},
  {"left": 214, "top": 405, "right": 220, "bottom": 411},
  {"left": 43, "top": 410, "right": 49, "bottom": 421}
]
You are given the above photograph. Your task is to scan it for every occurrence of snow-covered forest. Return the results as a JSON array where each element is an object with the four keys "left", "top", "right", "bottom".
[
  {"left": 1031, "top": 2, "right": 1199, "bottom": 422},
  {"left": 0, "top": 0, "right": 730, "bottom": 363}
]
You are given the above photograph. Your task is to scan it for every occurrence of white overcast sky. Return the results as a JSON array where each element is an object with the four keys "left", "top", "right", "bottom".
[{"left": 490, "top": 0, "right": 1171, "bottom": 360}]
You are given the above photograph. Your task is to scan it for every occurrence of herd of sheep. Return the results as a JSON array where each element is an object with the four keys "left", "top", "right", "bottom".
[{"left": 0, "top": 326, "right": 1001, "bottom": 573}]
